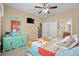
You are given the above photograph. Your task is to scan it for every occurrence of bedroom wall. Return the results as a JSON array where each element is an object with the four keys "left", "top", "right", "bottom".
[
  {"left": 46, "top": 7, "right": 79, "bottom": 35},
  {"left": 1, "top": 5, "right": 43, "bottom": 39}
]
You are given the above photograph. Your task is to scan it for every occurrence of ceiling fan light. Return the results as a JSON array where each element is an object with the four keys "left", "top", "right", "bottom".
[
  {"left": 44, "top": 9, "right": 48, "bottom": 13},
  {"left": 42, "top": 9, "right": 48, "bottom": 13},
  {"left": 46, "top": 9, "right": 48, "bottom": 11},
  {"left": 42, "top": 10, "right": 45, "bottom": 12}
]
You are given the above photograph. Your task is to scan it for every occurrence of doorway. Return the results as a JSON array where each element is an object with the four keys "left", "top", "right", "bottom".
[{"left": 38, "top": 23, "right": 42, "bottom": 38}]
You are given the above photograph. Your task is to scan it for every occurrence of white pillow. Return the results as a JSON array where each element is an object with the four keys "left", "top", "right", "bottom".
[{"left": 61, "top": 36, "right": 71, "bottom": 42}]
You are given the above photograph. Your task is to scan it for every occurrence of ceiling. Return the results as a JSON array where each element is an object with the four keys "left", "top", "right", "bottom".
[{"left": 6, "top": 3, "right": 79, "bottom": 18}]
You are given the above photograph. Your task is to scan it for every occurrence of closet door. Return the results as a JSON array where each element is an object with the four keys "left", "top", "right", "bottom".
[
  {"left": 42, "top": 23, "right": 48, "bottom": 37},
  {"left": 49, "top": 22, "right": 58, "bottom": 37}
]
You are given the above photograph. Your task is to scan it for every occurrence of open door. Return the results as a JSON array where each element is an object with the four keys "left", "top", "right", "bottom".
[{"left": 38, "top": 23, "right": 42, "bottom": 38}]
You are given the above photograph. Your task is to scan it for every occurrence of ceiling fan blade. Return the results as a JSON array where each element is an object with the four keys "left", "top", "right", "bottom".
[
  {"left": 35, "top": 6, "right": 42, "bottom": 8},
  {"left": 39, "top": 10, "right": 42, "bottom": 14},
  {"left": 49, "top": 6, "right": 57, "bottom": 9}
]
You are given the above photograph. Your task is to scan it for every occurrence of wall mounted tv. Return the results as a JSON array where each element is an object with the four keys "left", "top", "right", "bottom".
[{"left": 27, "top": 18, "right": 34, "bottom": 24}]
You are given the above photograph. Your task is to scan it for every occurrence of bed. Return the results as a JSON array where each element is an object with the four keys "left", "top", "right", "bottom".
[
  {"left": 26, "top": 37, "right": 61, "bottom": 56},
  {"left": 26, "top": 37, "right": 79, "bottom": 56}
]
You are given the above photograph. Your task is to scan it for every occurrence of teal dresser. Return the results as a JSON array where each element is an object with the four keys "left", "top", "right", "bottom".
[{"left": 2, "top": 35, "right": 27, "bottom": 52}]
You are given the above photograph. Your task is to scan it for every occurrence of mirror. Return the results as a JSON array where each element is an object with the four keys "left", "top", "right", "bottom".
[{"left": 9, "top": 17, "right": 22, "bottom": 35}]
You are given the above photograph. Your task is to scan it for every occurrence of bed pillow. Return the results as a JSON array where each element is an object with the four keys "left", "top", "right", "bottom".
[
  {"left": 42, "top": 37, "right": 49, "bottom": 41},
  {"left": 42, "top": 36, "right": 52, "bottom": 41},
  {"left": 58, "top": 37, "right": 75, "bottom": 47}
]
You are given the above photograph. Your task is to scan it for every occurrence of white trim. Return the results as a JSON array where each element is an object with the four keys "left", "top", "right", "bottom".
[
  {"left": 0, "top": 3, "right": 4, "bottom": 17},
  {"left": 70, "top": 18, "right": 73, "bottom": 35}
]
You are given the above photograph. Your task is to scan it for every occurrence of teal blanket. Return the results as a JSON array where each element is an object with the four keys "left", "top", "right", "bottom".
[{"left": 56, "top": 46, "right": 79, "bottom": 56}]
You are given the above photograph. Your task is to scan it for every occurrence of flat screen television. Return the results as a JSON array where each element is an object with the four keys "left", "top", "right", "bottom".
[{"left": 27, "top": 18, "right": 34, "bottom": 24}]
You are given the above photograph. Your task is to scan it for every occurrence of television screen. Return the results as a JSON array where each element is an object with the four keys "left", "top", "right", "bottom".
[{"left": 27, "top": 18, "right": 34, "bottom": 24}]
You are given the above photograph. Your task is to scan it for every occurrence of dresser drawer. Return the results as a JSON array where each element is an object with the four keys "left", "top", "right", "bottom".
[{"left": 3, "top": 35, "right": 28, "bottom": 52}]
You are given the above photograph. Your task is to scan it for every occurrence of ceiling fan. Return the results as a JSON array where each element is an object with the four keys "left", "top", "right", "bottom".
[{"left": 35, "top": 3, "right": 57, "bottom": 14}]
